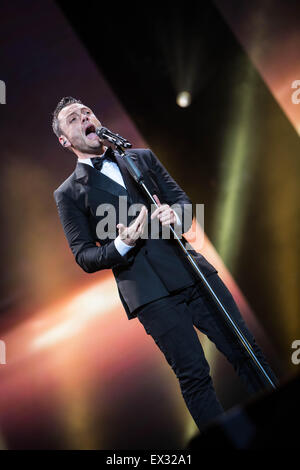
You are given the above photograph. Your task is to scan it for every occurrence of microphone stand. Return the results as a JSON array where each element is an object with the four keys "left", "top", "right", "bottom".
[{"left": 101, "top": 132, "right": 277, "bottom": 391}]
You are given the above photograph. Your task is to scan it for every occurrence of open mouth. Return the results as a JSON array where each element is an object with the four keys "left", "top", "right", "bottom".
[{"left": 85, "top": 124, "right": 97, "bottom": 140}]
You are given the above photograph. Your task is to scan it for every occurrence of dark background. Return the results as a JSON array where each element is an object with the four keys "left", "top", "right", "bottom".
[
  {"left": 0, "top": 0, "right": 299, "bottom": 450},
  {"left": 57, "top": 0, "right": 300, "bottom": 359}
]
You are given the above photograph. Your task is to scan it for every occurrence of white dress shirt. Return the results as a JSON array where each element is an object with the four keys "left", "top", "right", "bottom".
[{"left": 78, "top": 151, "right": 181, "bottom": 257}]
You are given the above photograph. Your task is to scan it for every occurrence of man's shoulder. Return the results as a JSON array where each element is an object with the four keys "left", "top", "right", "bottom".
[
  {"left": 53, "top": 171, "right": 76, "bottom": 203},
  {"left": 126, "top": 147, "right": 153, "bottom": 166}
]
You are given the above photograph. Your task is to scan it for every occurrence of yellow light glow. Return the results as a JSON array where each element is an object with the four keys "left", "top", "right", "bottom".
[
  {"left": 176, "top": 91, "right": 191, "bottom": 108},
  {"left": 212, "top": 64, "right": 257, "bottom": 271},
  {"left": 31, "top": 278, "right": 118, "bottom": 350}
]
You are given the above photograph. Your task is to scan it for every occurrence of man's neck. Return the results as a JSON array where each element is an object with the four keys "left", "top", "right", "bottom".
[{"left": 76, "top": 146, "right": 107, "bottom": 160}]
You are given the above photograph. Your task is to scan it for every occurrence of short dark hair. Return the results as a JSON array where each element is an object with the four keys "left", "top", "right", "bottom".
[{"left": 52, "top": 96, "right": 82, "bottom": 138}]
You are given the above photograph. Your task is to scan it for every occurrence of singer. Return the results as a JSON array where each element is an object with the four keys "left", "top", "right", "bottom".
[{"left": 52, "top": 97, "right": 278, "bottom": 432}]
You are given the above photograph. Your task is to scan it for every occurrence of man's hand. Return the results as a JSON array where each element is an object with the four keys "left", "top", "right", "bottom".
[
  {"left": 117, "top": 206, "right": 148, "bottom": 246},
  {"left": 150, "top": 194, "right": 177, "bottom": 226}
]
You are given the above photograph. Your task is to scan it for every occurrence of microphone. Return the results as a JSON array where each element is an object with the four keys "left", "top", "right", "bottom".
[{"left": 96, "top": 126, "right": 132, "bottom": 148}]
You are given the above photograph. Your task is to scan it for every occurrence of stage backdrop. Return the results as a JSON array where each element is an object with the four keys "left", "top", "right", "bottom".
[{"left": 0, "top": 0, "right": 299, "bottom": 450}]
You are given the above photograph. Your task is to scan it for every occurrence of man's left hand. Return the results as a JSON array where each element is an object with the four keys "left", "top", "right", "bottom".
[{"left": 150, "top": 194, "right": 177, "bottom": 226}]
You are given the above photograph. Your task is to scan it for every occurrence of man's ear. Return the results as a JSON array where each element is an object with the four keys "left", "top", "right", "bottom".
[{"left": 59, "top": 135, "right": 71, "bottom": 149}]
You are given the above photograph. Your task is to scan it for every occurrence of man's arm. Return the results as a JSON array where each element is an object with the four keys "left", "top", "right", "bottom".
[
  {"left": 147, "top": 149, "right": 193, "bottom": 233},
  {"left": 54, "top": 190, "right": 134, "bottom": 273},
  {"left": 114, "top": 236, "right": 134, "bottom": 256}
]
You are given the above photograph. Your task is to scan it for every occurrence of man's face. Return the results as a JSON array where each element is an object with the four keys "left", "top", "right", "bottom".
[{"left": 57, "top": 103, "right": 104, "bottom": 155}]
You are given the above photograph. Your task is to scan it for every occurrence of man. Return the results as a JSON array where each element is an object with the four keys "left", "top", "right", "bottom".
[{"left": 52, "top": 96, "right": 278, "bottom": 432}]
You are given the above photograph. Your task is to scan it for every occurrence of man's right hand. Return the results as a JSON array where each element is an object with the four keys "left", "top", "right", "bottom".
[{"left": 116, "top": 206, "right": 148, "bottom": 246}]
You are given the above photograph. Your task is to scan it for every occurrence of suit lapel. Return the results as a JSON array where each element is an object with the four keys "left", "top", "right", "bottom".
[
  {"left": 74, "top": 150, "right": 142, "bottom": 204},
  {"left": 114, "top": 151, "right": 141, "bottom": 204}
]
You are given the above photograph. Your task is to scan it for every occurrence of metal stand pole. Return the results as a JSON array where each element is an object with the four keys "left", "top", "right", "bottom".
[{"left": 107, "top": 137, "right": 277, "bottom": 391}]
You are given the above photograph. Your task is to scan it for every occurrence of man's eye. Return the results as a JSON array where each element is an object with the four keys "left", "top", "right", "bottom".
[{"left": 70, "top": 117, "right": 76, "bottom": 123}]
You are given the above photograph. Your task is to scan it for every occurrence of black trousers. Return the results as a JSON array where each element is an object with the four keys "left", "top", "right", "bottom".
[{"left": 136, "top": 273, "right": 279, "bottom": 431}]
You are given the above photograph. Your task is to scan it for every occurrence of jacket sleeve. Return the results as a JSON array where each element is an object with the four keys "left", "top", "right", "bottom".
[
  {"left": 147, "top": 149, "right": 193, "bottom": 233},
  {"left": 54, "top": 190, "right": 133, "bottom": 273}
]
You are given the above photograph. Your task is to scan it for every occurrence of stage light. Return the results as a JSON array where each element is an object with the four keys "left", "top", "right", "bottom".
[
  {"left": 212, "top": 64, "right": 257, "bottom": 271},
  {"left": 176, "top": 91, "right": 191, "bottom": 108}
]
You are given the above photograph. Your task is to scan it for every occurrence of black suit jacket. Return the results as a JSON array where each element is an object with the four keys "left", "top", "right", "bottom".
[{"left": 53, "top": 148, "right": 218, "bottom": 319}]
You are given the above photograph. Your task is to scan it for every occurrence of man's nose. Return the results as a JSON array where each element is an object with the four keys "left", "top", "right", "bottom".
[{"left": 82, "top": 115, "right": 89, "bottom": 124}]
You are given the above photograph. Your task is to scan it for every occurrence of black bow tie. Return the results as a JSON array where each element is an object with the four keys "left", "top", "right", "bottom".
[{"left": 91, "top": 147, "right": 117, "bottom": 171}]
